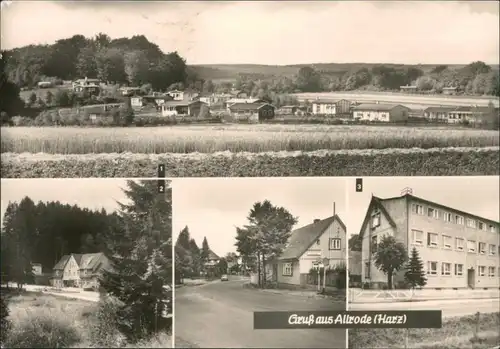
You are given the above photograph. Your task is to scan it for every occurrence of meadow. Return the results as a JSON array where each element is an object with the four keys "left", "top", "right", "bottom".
[
  {"left": 2, "top": 290, "right": 172, "bottom": 348},
  {"left": 1, "top": 124, "right": 499, "bottom": 177},
  {"left": 348, "top": 312, "right": 500, "bottom": 349},
  {"left": 2, "top": 124, "right": 499, "bottom": 154}
]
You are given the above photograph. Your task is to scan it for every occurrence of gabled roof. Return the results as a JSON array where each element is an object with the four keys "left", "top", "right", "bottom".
[
  {"left": 53, "top": 252, "right": 105, "bottom": 271},
  {"left": 208, "top": 249, "right": 219, "bottom": 260},
  {"left": 278, "top": 215, "right": 346, "bottom": 261},
  {"left": 453, "top": 106, "right": 491, "bottom": 113},
  {"left": 352, "top": 103, "right": 409, "bottom": 111},
  {"left": 229, "top": 102, "right": 274, "bottom": 111},
  {"left": 358, "top": 195, "right": 398, "bottom": 240},
  {"left": 226, "top": 98, "right": 264, "bottom": 104}
]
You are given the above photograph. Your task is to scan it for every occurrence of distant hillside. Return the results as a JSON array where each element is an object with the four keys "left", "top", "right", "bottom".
[{"left": 191, "top": 63, "right": 499, "bottom": 81}]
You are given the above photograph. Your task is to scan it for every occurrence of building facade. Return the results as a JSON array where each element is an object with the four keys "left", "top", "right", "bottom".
[
  {"left": 228, "top": 103, "right": 275, "bottom": 122},
  {"left": 352, "top": 104, "right": 410, "bottom": 122},
  {"left": 360, "top": 194, "right": 499, "bottom": 289},
  {"left": 51, "top": 253, "right": 111, "bottom": 289},
  {"left": 312, "top": 99, "right": 351, "bottom": 116},
  {"left": 161, "top": 100, "right": 206, "bottom": 117},
  {"left": 275, "top": 215, "right": 347, "bottom": 287}
]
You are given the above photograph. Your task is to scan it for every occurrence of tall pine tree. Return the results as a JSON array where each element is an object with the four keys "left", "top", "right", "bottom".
[
  {"left": 404, "top": 247, "right": 427, "bottom": 290},
  {"left": 99, "top": 180, "right": 172, "bottom": 341}
]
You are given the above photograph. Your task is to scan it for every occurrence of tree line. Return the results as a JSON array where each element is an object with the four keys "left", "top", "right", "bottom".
[
  {"left": 175, "top": 227, "right": 239, "bottom": 281},
  {"left": 1, "top": 180, "right": 173, "bottom": 343},
  {"left": 233, "top": 61, "right": 500, "bottom": 96}
]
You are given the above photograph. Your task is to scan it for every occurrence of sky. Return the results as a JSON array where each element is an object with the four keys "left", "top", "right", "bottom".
[
  {"left": 173, "top": 178, "right": 347, "bottom": 258},
  {"left": 0, "top": 179, "right": 134, "bottom": 227},
  {"left": 1, "top": 1, "right": 498, "bottom": 65},
  {"left": 347, "top": 176, "right": 500, "bottom": 238}
]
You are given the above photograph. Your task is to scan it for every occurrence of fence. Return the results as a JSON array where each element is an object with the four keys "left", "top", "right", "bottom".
[
  {"left": 349, "top": 288, "right": 500, "bottom": 303},
  {"left": 307, "top": 270, "right": 346, "bottom": 289}
]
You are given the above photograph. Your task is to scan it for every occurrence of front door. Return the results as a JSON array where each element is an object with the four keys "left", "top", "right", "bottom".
[{"left": 467, "top": 268, "right": 475, "bottom": 289}]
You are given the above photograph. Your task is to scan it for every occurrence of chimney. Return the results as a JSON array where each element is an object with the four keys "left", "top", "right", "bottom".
[
  {"left": 333, "top": 202, "right": 336, "bottom": 216},
  {"left": 313, "top": 219, "right": 321, "bottom": 224}
]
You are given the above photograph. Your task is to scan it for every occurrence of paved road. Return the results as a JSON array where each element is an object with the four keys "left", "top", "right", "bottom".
[
  {"left": 349, "top": 298, "right": 499, "bottom": 318},
  {"left": 175, "top": 277, "right": 346, "bottom": 348}
]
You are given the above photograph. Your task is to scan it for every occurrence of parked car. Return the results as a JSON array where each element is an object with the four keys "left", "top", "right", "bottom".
[{"left": 221, "top": 274, "right": 229, "bottom": 281}]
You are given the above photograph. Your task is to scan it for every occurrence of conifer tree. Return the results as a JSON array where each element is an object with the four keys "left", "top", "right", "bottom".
[
  {"left": 100, "top": 180, "right": 172, "bottom": 341},
  {"left": 404, "top": 247, "right": 427, "bottom": 289}
]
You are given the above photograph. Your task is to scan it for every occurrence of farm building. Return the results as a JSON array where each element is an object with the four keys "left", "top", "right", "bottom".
[
  {"left": 423, "top": 106, "right": 456, "bottom": 122},
  {"left": 161, "top": 100, "right": 207, "bottom": 117},
  {"left": 228, "top": 103, "right": 275, "bottom": 122},
  {"left": 352, "top": 103, "right": 411, "bottom": 122},
  {"left": 225, "top": 98, "right": 266, "bottom": 109},
  {"left": 229, "top": 89, "right": 248, "bottom": 98},
  {"left": 167, "top": 89, "right": 199, "bottom": 101},
  {"left": 199, "top": 93, "right": 233, "bottom": 107},
  {"left": 270, "top": 215, "right": 347, "bottom": 288},
  {"left": 400, "top": 85, "right": 417, "bottom": 93},
  {"left": 120, "top": 87, "right": 141, "bottom": 96},
  {"left": 312, "top": 99, "right": 351, "bottom": 116}
]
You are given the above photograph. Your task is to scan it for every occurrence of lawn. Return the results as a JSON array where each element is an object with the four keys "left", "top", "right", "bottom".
[
  {"left": 2, "top": 290, "right": 172, "bottom": 348},
  {"left": 348, "top": 312, "right": 500, "bottom": 349},
  {"left": 1, "top": 125, "right": 498, "bottom": 154}
]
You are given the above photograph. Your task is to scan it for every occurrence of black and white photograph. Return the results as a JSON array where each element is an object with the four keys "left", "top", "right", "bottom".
[
  {"left": 1, "top": 1, "right": 499, "bottom": 178},
  {"left": 346, "top": 176, "right": 500, "bottom": 349},
  {"left": 0, "top": 179, "right": 173, "bottom": 348},
  {"left": 173, "top": 177, "right": 348, "bottom": 348}
]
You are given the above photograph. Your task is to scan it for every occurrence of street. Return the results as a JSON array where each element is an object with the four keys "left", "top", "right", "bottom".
[
  {"left": 349, "top": 298, "right": 499, "bottom": 318},
  {"left": 175, "top": 277, "right": 346, "bottom": 348}
]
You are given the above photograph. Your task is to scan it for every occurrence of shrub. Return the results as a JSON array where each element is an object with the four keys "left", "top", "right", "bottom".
[
  {"left": 4, "top": 309, "right": 81, "bottom": 348},
  {"left": 87, "top": 295, "right": 127, "bottom": 348},
  {"left": 0, "top": 294, "right": 11, "bottom": 346}
]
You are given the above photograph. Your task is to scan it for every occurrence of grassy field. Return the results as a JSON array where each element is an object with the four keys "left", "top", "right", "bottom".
[
  {"left": 1, "top": 124, "right": 498, "bottom": 177},
  {"left": 348, "top": 312, "right": 500, "bottom": 349},
  {"left": 2, "top": 290, "right": 172, "bottom": 348},
  {"left": 19, "top": 86, "right": 72, "bottom": 101},
  {"left": 2, "top": 125, "right": 499, "bottom": 154}
]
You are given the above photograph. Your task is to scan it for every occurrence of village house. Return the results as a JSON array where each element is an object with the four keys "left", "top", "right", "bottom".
[
  {"left": 359, "top": 193, "right": 499, "bottom": 290},
  {"left": 166, "top": 89, "right": 199, "bottom": 101},
  {"left": 199, "top": 93, "right": 233, "bottom": 107},
  {"left": 312, "top": 99, "right": 351, "bottom": 116},
  {"left": 120, "top": 87, "right": 141, "bottom": 97},
  {"left": 161, "top": 100, "right": 207, "bottom": 117},
  {"left": 272, "top": 215, "right": 347, "bottom": 288},
  {"left": 423, "top": 106, "right": 456, "bottom": 123},
  {"left": 352, "top": 103, "right": 411, "bottom": 122},
  {"left": 442, "top": 86, "right": 459, "bottom": 95},
  {"left": 131, "top": 94, "right": 173, "bottom": 109},
  {"left": 447, "top": 106, "right": 493, "bottom": 124},
  {"left": 225, "top": 98, "right": 266, "bottom": 109},
  {"left": 50, "top": 252, "right": 111, "bottom": 289},
  {"left": 400, "top": 85, "right": 418, "bottom": 93},
  {"left": 228, "top": 103, "right": 275, "bottom": 122},
  {"left": 73, "top": 78, "right": 101, "bottom": 96}
]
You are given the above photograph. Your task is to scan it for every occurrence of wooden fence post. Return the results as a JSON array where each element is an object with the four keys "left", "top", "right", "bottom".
[{"left": 474, "top": 311, "right": 480, "bottom": 339}]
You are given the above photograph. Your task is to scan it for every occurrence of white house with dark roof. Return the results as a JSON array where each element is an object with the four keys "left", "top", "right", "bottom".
[
  {"left": 50, "top": 252, "right": 110, "bottom": 289},
  {"left": 352, "top": 103, "right": 411, "bottom": 122},
  {"left": 312, "top": 99, "right": 351, "bottom": 116},
  {"left": 273, "top": 215, "right": 347, "bottom": 287}
]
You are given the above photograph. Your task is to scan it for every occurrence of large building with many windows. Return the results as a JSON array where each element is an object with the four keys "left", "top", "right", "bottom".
[{"left": 359, "top": 193, "right": 499, "bottom": 289}]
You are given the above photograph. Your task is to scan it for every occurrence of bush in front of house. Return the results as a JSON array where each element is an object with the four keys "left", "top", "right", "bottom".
[
  {"left": 88, "top": 295, "right": 128, "bottom": 348},
  {"left": 4, "top": 307, "right": 81, "bottom": 348}
]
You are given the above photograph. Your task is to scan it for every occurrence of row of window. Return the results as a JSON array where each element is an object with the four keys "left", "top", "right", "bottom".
[
  {"left": 364, "top": 261, "right": 499, "bottom": 278},
  {"left": 412, "top": 203, "right": 497, "bottom": 233},
  {"left": 426, "top": 261, "right": 499, "bottom": 278},
  {"left": 411, "top": 229, "right": 499, "bottom": 255}
]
